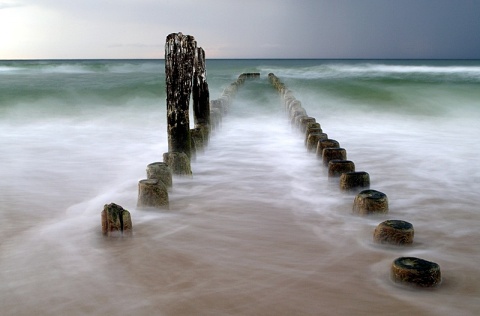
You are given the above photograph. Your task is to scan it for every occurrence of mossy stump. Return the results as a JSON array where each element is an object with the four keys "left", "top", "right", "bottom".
[
  {"left": 328, "top": 160, "right": 355, "bottom": 177},
  {"left": 391, "top": 257, "right": 441, "bottom": 287},
  {"left": 101, "top": 203, "right": 132, "bottom": 237},
  {"left": 137, "top": 179, "right": 169, "bottom": 209},
  {"left": 353, "top": 189, "right": 388, "bottom": 215},
  {"left": 374, "top": 220, "right": 414, "bottom": 245},
  {"left": 322, "top": 147, "right": 347, "bottom": 166},
  {"left": 146, "top": 162, "right": 172, "bottom": 188},
  {"left": 340, "top": 171, "right": 370, "bottom": 191},
  {"left": 163, "top": 152, "right": 192, "bottom": 176}
]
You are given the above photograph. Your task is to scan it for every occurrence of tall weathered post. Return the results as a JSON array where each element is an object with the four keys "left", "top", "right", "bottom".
[
  {"left": 165, "top": 32, "right": 196, "bottom": 158},
  {"left": 192, "top": 47, "right": 210, "bottom": 145},
  {"left": 164, "top": 32, "right": 196, "bottom": 175}
]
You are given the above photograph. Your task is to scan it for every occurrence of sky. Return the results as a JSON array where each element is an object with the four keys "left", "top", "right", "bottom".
[{"left": 1, "top": 0, "right": 479, "bottom": 59}]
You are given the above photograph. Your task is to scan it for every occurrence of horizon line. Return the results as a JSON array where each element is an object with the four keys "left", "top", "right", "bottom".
[{"left": 2, "top": 57, "right": 480, "bottom": 62}]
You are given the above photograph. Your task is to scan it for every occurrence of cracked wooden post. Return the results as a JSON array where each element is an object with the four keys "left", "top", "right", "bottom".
[
  {"left": 101, "top": 203, "right": 132, "bottom": 237},
  {"left": 192, "top": 47, "right": 210, "bottom": 145},
  {"left": 165, "top": 32, "right": 196, "bottom": 174}
]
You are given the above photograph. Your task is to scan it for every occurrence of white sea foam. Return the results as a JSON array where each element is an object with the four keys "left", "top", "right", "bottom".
[{"left": 260, "top": 61, "right": 480, "bottom": 81}]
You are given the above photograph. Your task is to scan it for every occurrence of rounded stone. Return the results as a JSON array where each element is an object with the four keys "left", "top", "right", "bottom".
[
  {"left": 374, "top": 220, "right": 414, "bottom": 245},
  {"left": 391, "top": 257, "right": 441, "bottom": 287}
]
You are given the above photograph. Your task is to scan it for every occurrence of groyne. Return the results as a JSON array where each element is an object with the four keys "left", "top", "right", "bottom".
[{"left": 101, "top": 34, "right": 441, "bottom": 288}]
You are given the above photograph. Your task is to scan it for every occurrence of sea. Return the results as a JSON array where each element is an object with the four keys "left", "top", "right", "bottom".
[{"left": 1, "top": 59, "right": 479, "bottom": 315}]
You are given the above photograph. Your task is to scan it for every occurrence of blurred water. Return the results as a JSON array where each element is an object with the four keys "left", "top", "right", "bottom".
[{"left": 0, "top": 59, "right": 479, "bottom": 315}]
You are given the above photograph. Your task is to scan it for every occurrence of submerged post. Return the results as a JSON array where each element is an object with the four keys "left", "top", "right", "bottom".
[{"left": 165, "top": 32, "right": 196, "bottom": 158}]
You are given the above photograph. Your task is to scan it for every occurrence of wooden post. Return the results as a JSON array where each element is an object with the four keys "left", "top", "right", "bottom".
[
  {"left": 391, "top": 257, "right": 441, "bottom": 287},
  {"left": 328, "top": 160, "right": 355, "bottom": 177},
  {"left": 163, "top": 152, "right": 192, "bottom": 176},
  {"left": 306, "top": 133, "right": 328, "bottom": 152},
  {"left": 146, "top": 162, "right": 173, "bottom": 189},
  {"left": 339, "top": 171, "right": 370, "bottom": 191},
  {"left": 352, "top": 189, "right": 389, "bottom": 215},
  {"left": 165, "top": 32, "right": 196, "bottom": 158},
  {"left": 374, "top": 220, "right": 414, "bottom": 245},
  {"left": 101, "top": 203, "right": 132, "bottom": 237},
  {"left": 316, "top": 139, "right": 340, "bottom": 159},
  {"left": 193, "top": 47, "right": 210, "bottom": 134},
  {"left": 322, "top": 147, "right": 347, "bottom": 166},
  {"left": 137, "top": 179, "right": 169, "bottom": 209}
]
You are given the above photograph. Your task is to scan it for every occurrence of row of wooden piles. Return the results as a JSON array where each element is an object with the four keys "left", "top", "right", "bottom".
[
  {"left": 268, "top": 73, "right": 441, "bottom": 288},
  {"left": 102, "top": 33, "right": 260, "bottom": 237}
]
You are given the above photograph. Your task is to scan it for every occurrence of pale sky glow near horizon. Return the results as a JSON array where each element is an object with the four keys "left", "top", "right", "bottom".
[{"left": 1, "top": 0, "right": 479, "bottom": 60}]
